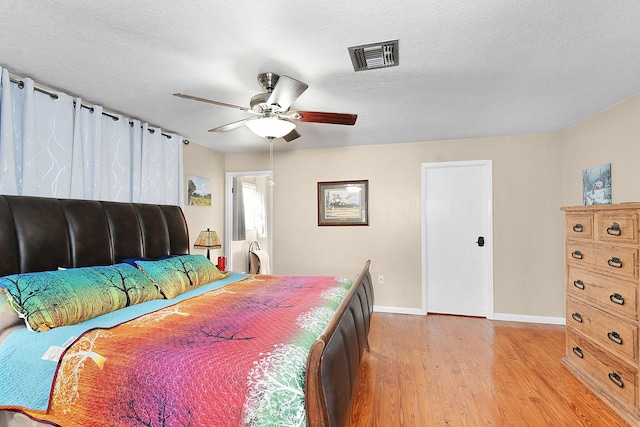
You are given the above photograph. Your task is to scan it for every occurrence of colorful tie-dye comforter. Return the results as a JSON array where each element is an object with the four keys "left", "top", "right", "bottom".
[{"left": 5, "top": 274, "right": 353, "bottom": 426}]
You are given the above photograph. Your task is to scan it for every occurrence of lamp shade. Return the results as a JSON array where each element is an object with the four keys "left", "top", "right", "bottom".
[
  {"left": 245, "top": 117, "right": 296, "bottom": 138},
  {"left": 193, "top": 228, "right": 221, "bottom": 260}
]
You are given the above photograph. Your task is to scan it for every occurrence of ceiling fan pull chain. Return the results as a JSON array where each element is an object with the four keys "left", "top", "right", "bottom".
[{"left": 269, "top": 137, "right": 275, "bottom": 186}]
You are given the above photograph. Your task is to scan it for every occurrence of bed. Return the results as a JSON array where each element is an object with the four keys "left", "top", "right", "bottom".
[{"left": 0, "top": 195, "right": 373, "bottom": 427}]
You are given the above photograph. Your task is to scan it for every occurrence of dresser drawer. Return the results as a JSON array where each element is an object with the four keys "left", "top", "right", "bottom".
[
  {"left": 565, "top": 213, "right": 594, "bottom": 240},
  {"left": 567, "top": 242, "right": 638, "bottom": 280},
  {"left": 568, "top": 267, "right": 638, "bottom": 320},
  {"left": 596, "top": 212, "right": 638, "bottom": 244},
  {"left": 566, "top": 328, "right": 637, "bottom": 408},
  {"left": 567, "top": 297, "right": 638, "bottom": 363}
]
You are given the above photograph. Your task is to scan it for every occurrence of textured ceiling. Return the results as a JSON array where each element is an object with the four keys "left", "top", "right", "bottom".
[{"left": 1, "top": 1, "right": 640, "bottom": 153}]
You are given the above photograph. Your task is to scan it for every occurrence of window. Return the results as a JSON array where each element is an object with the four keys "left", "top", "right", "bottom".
[{"left": 242, "top": 182, "right": 266, "bottom": 237}]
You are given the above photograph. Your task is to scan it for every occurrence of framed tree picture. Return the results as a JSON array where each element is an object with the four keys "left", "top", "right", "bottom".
[
  {"left": 317, "top": 180, "right": 369, "bottom": 226},
  {"left": 186, "top": 175, "right": 212, "bottom": 206}
]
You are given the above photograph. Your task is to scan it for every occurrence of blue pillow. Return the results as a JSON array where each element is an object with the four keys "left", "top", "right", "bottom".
[{"left": 121, "top": 255, "right": 174, "bottom": 266}]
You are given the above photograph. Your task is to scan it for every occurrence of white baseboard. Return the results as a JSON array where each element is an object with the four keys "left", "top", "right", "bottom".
[
  {"left": 489, "top": 312, "right": 566, "bottom": 325},
  {"left": 373, "top": 306, "right": 566, "bottom": 325},
  {"left": 373, "top": 305, "right": 426, "bottom": 316}
]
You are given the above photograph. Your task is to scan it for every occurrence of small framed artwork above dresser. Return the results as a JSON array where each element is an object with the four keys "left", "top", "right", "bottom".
[{"left": 562, "top": 203, "right": 640, "bottom": 425}]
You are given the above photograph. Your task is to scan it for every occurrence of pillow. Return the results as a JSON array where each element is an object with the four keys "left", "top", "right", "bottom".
[
  {"left": 121, "top": 255, "right": 173, "bottom": 267},
  {"left": 0, "top": 264, "right": 161, "bottom": 332},
  {"left": 136, "top": 254, "right": 230, "bottom": 299},
  {"left": 0, "top": 292, "right": 21, "bottom": 333}
]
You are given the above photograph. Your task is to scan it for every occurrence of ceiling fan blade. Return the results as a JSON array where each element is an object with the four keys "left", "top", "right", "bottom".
[
  {"left": 208, "top": 118, "right": 252, "bottom": 132},
  {"left": 290, "top": 111, "right": 358, "bottom": 125},
  {"left": 174, "top": 93, "right": 250, "bottom": 112},
  {"left": 282, "top": 129, "right": 301, "bottom": 142},
  {"left": 266, "top": 76, "right": 309, "bottom": 110}
]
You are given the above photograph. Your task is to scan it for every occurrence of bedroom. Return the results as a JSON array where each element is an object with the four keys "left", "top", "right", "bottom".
[{"left": 1, "top": 1, "right": 640, "bottom": 426}]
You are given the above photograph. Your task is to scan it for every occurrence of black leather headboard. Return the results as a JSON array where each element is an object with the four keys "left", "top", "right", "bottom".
[{"left": 0, "top": 195, "right": 189, "bottom": 277}]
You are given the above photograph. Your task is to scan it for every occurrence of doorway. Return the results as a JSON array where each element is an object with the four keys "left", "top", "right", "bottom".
[
  {"left": 225, "top": 171, "right": 273, "bottom": 273},
  {"left": 421, "top": 160, "right": 494, "bottom": 317}
]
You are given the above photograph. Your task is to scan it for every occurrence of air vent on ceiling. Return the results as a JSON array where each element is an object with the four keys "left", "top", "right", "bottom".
[{"left": 348, "top": 39, "right": 399, "bottom": 72}]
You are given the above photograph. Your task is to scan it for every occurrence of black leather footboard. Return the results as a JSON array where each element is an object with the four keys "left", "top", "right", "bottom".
[{"left": 305, "top": 260, "right": 374, "bottom": 426}]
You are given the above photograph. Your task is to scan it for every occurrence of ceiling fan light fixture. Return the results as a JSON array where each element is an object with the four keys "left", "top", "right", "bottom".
[{"left": 245, "top": 117, "right": 296, "bottom": 138}]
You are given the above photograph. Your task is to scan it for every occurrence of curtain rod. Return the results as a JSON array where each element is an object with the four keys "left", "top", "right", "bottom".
[{"left": 7, "top": 76, "right": 189, "bottom": 143}]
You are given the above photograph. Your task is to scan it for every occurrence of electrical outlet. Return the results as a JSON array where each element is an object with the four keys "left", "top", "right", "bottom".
[{"left": 378, "top": 275, "right": 384, "bottom": 284}]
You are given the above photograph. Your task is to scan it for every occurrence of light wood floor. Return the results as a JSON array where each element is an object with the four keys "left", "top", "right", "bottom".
[{"left": 347, "top": 313, "right": 629, "bottom": 426}]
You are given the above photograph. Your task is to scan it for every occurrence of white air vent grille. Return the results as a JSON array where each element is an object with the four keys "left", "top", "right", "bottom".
[{"left": 348, "top": 40, "right": 399, "bottom": 72}]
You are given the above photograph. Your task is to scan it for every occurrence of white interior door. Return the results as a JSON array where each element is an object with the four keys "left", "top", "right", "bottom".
[{"left": 422, "top": 160, "right": 493, "bottom": 317}]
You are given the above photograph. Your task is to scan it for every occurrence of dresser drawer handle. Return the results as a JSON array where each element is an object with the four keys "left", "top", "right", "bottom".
[
  {"left": 573, "top": 224, "right": 583, "bottom": 232},
  {"left": 608, "top": 331, "right": 623, "bottom": 345},
  {"left": 607, "top": 257, "right": 623, "bottom": 268},
  {"left": 573, "top": 280, "right": 585, "bottom": 290},
  {"left": 609, "top": 372, "right": 625, "bottom": 388},
  {"left": 571, "top": 251, "right": 583, "bottom": 260},
  {"left": 607, "top": 223, "right": 622, "bottom": 236},
  {"left": 572, "top": 346, "right": 584, "bottom": 358},
  {"left": 571, "top": 312, "right": 583, "bottom": 323},
  {"left": 610, "top": 293, "right": 625, "bottom": 305}
]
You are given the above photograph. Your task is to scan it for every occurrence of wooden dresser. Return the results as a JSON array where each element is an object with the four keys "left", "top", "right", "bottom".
[{"left": 562, "top": 203, "right": 640, "bottom": 425}]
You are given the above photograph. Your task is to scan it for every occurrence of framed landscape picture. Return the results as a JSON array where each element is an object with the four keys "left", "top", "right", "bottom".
[
  {"left": 186, "top": 175, "right": 212, "bottom": 206},
  {"left": 318, "top": 180, "right": 369, "bottom": 226}
]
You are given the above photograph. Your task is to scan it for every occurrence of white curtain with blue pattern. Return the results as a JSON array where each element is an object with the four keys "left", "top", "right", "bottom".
[{"left": 0, "top": 67, "right": 183, "bottom": 205}]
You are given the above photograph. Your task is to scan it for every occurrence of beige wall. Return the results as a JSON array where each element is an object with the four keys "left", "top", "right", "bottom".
[
  {"left": 199, "top": 91, "right": 640, "bottom": 318},
  {"left": 561, "top": 93, "right": 640, "bottom": 205},
  {"left": 227, "top": 133, "right": 566, "bottom": 317},
  {"left": 182, "top": 142, "right": 226, "bottom": 261}
]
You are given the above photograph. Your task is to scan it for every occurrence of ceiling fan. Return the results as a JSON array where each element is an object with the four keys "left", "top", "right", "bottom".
[{"left": 174, "top": 72, "right": 357, "bottom": 142}]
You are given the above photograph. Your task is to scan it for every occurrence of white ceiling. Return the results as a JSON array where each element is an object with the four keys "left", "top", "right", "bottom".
[{"left": 1, "top": 1, "right": 640, "bottom": 154}]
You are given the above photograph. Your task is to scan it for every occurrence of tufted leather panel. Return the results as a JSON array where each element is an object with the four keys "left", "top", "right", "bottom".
[
  {"left": 101, "top": 201, "right": 144, "bottom": 262},
  {"left": 60, "top": 199, "right": 113, "bottom": 267},
  {"left": 6, "top": 196, "right": 71, "bottom": 273},
  {"left": 134, "top": 204, "right": 170, "bottom": 259},
  {"left": 356, "top": 284, "right": 372, "bottom": 349},
  {"left": 160, "top": 205, "right": 190, "bottom": 255},
  {"left": 0, "top": 197, "right": 19, "bottom": 275},
  {"left": 0, "top": 195, "right": 189, "bottom": 277},
  {"left": 350, "top": 290, "right": 367, "bottom": 355}
]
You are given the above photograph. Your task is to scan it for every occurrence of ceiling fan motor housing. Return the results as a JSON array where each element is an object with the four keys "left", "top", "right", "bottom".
[
  {"left": 250, "top": 92, "right": 272, "bottom": 113},
  {"left": 257, "top": 72, "right": 279, "bottom": 92}
]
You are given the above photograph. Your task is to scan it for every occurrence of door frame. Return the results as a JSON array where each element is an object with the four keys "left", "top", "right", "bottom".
[
  {"left": 225, "top": 170, "right": 273, "bottom": 273},
  {"left": 420, "top": 160, "right": 494, "bottom": 318}
]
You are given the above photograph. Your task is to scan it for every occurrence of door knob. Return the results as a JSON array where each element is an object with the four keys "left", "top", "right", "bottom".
[{"left": 476, "top": 236, "right": 485, "bottom": 247}]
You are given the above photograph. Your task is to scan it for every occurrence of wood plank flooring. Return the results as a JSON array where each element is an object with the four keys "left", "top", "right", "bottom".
[{"left": 347, "top": 313, "right": 629, "bottom": 426}]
